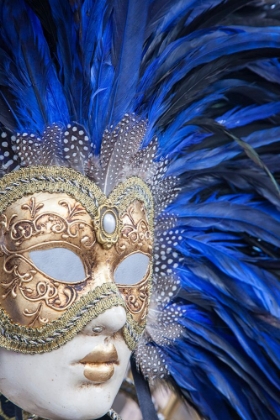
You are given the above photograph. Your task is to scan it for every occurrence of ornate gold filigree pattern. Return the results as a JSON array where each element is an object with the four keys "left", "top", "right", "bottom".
[
  {"left": 118, "top": 273, "right": 151, "bottom": 323},
  {"left": 9, "top": 199, "right": 96, "bottom": 249},
  {"left": 1, "top": 254, "right": 77, "bottom": 326},
  {"left": 0, "top": 166, "right": 153, "bottom": 227},
  {"left": 21, "top": 197, "right": 44, "bottom": 219},
  {"left": 117, "top": 201, "right": 152, "bottom": 255}
]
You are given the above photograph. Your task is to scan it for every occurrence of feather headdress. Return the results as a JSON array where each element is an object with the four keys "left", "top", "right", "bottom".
[{"left": 0, "top": 1, "right": 280, "bottom": 419}]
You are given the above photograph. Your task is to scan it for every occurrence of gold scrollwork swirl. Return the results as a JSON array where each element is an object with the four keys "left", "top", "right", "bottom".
[
  {"left": 10, "top": 212, "right": 96, "bottom": 249},
  {"left": 1, "top": 254, "right": 77, "bottom": 320},
  {"left": 118, "top": 276, "right": 150, "bottom": 317}
]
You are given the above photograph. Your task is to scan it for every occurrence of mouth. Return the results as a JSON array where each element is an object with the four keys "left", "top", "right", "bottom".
[{"left": 79, "top": 343, "right": 119, "bottom": 384}]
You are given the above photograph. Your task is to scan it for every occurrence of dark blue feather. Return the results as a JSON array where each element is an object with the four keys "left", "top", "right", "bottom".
[
  {"left": 135, "top": 26, "right": 280, "bottom": 144},
  {"left": 86, "top": 0, "right": 115, "bottom": 149},
  {"left": 248, "top": 58, "right": 280, "bottom": 84},
  {"left": 47, "top": 0, "right": 83, "bottom": 122},
  {"left": 0, "top": 0, "right": 68, "bottom": 133},
  {"left": 107, "top": 0, "right": 149, "bottom": 126},
  {"left": 217, "top": 102, "right": 280, "bottom": 129}
]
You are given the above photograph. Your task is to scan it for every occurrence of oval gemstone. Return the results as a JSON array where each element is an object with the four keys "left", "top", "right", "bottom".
[{"left": 103, "top": 212, "right": 116, "bottom": 234}]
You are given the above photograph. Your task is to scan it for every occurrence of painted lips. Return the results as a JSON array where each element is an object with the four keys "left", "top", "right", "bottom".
[{"left": 79, "top": 343, "right": 119, "bottom": 384}]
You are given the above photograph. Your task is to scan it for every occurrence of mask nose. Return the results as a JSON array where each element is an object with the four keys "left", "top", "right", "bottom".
[
  {"left": 82, "top": 305, "right": 127, "bottom": 336},
  {"left": 90, "top": 263, "right": 115, "bottom": 288}
]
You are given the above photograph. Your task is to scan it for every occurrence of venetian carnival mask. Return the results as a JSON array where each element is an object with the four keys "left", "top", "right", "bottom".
[
  {"left": 0, "top": 118, "right": 183, "bottom": 420},
  {"left": 0, "top": 0, "right": 188, "bottom": 409},
  {"left": 0, "top": 165, "right": 154, "bottom": 419},
  {"left": 0, "top": 2, "right": 279, "bottom": 420},
  {"left": 0, "top": 110, "right": 180, "bottom": 420}
]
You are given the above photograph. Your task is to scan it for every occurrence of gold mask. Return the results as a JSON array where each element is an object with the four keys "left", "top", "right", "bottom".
[{"left": 0, "top": 166, "right": 154, "bottom": 353}]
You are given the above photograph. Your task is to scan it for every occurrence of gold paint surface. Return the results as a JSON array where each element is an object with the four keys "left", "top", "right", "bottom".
[
  {"left": 0, "top": 193, "right": 152, "bottom": 328},
  {"left": 80, "top": 343, "right": 118, "bottom": 364},
  {"left": 0, "top": 166, "right": 154, "bottom": 353},
  {"left": 81, "top": 343, "right": 118, "bottom": 384},
  {"left": 83, "top": 363, "right": 114, "bottom": 384},
  {"left": 118, "top": 273, "right": 151, "bottom": 324}
]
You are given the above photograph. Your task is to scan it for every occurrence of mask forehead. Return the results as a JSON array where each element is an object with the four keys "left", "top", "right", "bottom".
[
  {"left": 2, "top": 192, "right": 95, "bottom": 251},
  {"left": 0, "top": 166, "right": 154, "bottom": 353}
]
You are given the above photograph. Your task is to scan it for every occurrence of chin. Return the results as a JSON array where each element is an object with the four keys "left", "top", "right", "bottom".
[
  {"left": 2, "top": 378, "right": 121, "bottom": 420},
  {"left": 30, "top": 393, "right": 114, "bottom": 420}
]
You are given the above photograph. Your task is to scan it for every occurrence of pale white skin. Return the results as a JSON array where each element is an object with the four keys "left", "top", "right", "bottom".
[{"left": 0, "top": 306, "right": 131, "bottom": 420}]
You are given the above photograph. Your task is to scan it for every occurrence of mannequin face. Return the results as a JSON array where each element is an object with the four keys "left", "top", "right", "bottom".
[
  {"left": 0, "top": 307, "right": 131, "bottom": 420},
  {"left": 0, "top": 178, "right": 153, "bottom": 420}
]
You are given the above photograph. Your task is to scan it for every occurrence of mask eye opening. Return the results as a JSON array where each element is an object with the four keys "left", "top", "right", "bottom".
[
  {"left": 114, "top": 252, "right": 151, "bottom": 286},
  {"left": 29, "top": 247, "right": 87, "bottom": 284}
]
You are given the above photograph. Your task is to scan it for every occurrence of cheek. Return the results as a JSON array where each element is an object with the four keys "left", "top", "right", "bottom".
[
  {"left": 0, "top": 333, "right": 131, "bottom": 420},
  {"left": 0, "top": 348, "right": 63, "bottom": 409}
]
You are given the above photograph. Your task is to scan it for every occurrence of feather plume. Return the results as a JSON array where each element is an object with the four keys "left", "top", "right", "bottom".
[
  {"left": 0, "top": 2, "right": 280, "bottom": 420},
  {"left": 107, "top": 0, "right": 149, "bottom": 125},
  {"left": 0, "top": 0, "right": 68, "bottom": 133}
]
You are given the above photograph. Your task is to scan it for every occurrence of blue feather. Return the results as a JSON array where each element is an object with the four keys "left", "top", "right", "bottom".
[
  {"left": 107, "top": 0, "right": 149, "bottom": 125},
  {"left": 48, "top": 0, "right": 83, "bottom": 122},
  {"left": 136, "top": 26, "right": 280, "bottom": 141},
  {"left": 89, "top": 19, "right": 115, "bottom": 150},
  {"left": 248, "top": 58, "right": 280, "bottom": 85},
  {"left": 171, "top": 201, "right": 280, "bottom": 247},
  {"left": 178, "top": 238, "right": 280, "bottom": 315},
  {"left": 0, "top": 2, "right": 280, "bottom": 420},
  {"left": 0, "top": 0, "right": 68, "bottom": 133},
  {"left": 217, "top": 102, "right": 280, "bottom": 129}
]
